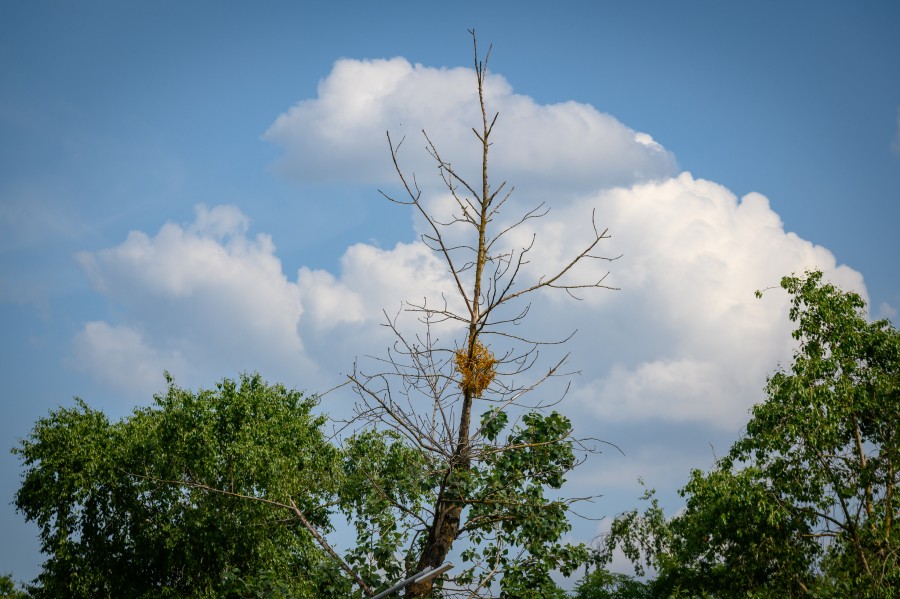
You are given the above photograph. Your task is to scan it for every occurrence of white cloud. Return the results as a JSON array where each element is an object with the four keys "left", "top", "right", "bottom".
[
  {"left": 297, "top": 240, "right": 460, "bottom": 331},
  {"left": 74, "top": 204, "right": 316, "bottom": 394},
  {"left": 73, "top": 58, "right": 869, "bottom": 513},
  {"left": 292, "top": 170, "right": 863, "bottom": 432},
  {"left": 878, "top": 302, "right": 897, "bottom": 320},
  {"left": 263, "top": 57, "right": 676, "bottom": 190},
  {"left": 468, "top": 173, "right": 865, "bottom": 430},
  {"left": 72, "top": 204, "right": 464, "bottom": 398},
  {"left": 486, "top": 172, "right": 865, "bottom": 429},
  {"left": 70, "top": 322, "right": 183, "bottom": 396}
]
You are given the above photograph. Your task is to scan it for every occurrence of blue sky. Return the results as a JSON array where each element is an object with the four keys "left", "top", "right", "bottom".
[{"left": 2, "top": 1, "right": 899, "bottom": 584}]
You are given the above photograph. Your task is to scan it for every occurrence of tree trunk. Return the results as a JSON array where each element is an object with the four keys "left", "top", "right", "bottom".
[
  {"left": 406, "top": 386, "right": 474, "bottom": 597},
  {"left": 405, "top": 500, "right": 463, "bottom": 597}
]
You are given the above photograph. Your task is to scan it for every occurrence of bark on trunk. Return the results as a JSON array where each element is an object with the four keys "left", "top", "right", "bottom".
[{"left": 405, "top": 500, "right": 462, "bottom": 597}]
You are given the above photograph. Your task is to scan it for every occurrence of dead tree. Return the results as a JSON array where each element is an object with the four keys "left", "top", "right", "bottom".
[{"left": 345, "top": 31, "right": 616, "bottom": 598}]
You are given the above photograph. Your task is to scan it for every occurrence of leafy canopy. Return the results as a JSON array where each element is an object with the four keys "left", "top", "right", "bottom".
[
  {"left": 13, "top": 373, "right": 352, "bottom": 599},
  {"left": 596, "top": 271, "right": 899, "bottom": 598}
]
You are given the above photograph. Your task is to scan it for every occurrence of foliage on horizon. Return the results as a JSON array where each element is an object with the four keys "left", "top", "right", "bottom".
[
  {"left": 12, "top": 373, "right": 354, "bottom": 599},
  {"left": 0, "top": 573, "right": 28, "bottom": 599},
  {"left": 593, "top": 271, "right": 899, "bottom": 598},
  {"left": 572, "top": 568, "right": 652, "bottom": 599}
]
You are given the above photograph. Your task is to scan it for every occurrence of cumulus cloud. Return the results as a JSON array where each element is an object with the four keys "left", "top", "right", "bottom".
[
  {"left": 75, "top": 57, "right": 867, "bottom": 453},
  {"left": 492, "top": 173, "right": 866, "bottom": 428},
  {"left": 74, "top": 205, "right": 315, "bottom": 395},
  {"left": 263, "top": 57, "right": 676, "bottom": 190},
  {"left": 72, "top": 204, "right": 467, "bottom": 398},
  {"left": 70, "top": 322, "right": 184, "bottom": 395},
  {"left": 297, "top": 241, "right": 458, "bottom": 330},
  {"left": 180, "top": 178, "right": 863, "bottom": 432}
]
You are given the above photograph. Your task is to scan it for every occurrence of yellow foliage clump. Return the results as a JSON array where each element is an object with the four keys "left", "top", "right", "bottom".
[{"left": 455, "top": 339, "right": 497, "bottom": 397}]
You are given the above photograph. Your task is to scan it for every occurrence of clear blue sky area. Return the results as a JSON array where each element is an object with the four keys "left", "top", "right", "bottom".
[{"left": 2, "top": 0, "right": 898, "bottom": 585}]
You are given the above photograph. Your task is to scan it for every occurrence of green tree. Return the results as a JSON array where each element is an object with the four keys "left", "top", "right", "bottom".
[
  {"left": 13, "top": 373, "right": 352, "bottom": 598},
  {"left": 599, "top": 271, "right": 899, "bottom": 597},
  {"left": 572, "top": 568, "right": 652, "bottom": 599},
  {"left": 728, "top": 271, "right": 899, "bottom": 595},
  {"left": 340, "top": 31, "right": 612, "bottom": 597},
  {"left": 0, "top": 573, "right": 28, "bottom": 599}
]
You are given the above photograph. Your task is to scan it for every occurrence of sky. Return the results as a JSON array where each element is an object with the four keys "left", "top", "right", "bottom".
[{"left": 2, "top": 0, "right": 899, "bottom": 585}]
